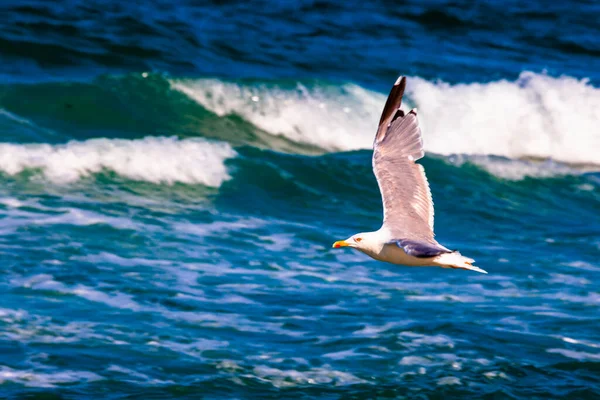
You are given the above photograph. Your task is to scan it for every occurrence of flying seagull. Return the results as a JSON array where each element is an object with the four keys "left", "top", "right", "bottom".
[{"left": 332, "top": 76, "right": 487, "bottom": 274}]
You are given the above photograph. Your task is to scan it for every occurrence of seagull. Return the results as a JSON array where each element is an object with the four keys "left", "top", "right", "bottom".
[{"left": 332, "top": 76, "right": 486, "bottom": 274}]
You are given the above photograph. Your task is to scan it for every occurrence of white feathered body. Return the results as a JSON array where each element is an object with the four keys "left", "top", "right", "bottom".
[{"left": 349, "top": 231, "right": 481, "bottom": 272}]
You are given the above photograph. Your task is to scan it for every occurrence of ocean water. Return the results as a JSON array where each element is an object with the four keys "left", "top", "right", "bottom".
[{"left": 0, "top": 0, "right": 599, "bottom": 398}]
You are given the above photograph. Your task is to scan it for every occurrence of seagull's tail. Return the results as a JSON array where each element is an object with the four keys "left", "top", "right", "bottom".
[{"left": 434, "top": 252, "right": 487, "bottom": 274}]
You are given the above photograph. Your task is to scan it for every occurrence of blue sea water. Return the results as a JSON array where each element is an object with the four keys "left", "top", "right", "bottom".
[{"left": 0, "top": 0, "right": 599, "bottom": 398}]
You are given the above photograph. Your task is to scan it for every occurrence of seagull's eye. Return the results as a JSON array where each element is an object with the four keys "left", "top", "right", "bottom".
[{"left": 355, "top": 237, "right": 362, "bottom": 242}]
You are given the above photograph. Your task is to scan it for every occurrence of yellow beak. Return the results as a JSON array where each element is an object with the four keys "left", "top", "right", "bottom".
[{"left": 332, "top": 240, "right": 349, "bottom": 248}]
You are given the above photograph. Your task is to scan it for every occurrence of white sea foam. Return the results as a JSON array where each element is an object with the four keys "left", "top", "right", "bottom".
[
  {"left": 172, "top": 72, "right": 600, "bottom": 165},
  {"left": 253, "top": 365, "right": 367, "bottom": 388},
  {"left": 0, "top": 136, "right": 236, "bottom": 186},
  {"left": 409, "top": 72, "right": 600, "bottom": 165},
  {"left": 172, "top": 217, "right": 268, "bottom": 238},
  {"left": 106, "top": 365, "right": 173, "bottom": 385},
  {"left": 0, "top": 365, "right": 102, "bottom": 387},
  {"left": 0, "top": 206, "right": 146, "bottom": 236},
  {"left": 445, "top": 154, "right": 585, "bottom": 180},
  {"left": 399, "top": 356, "right": 435, "bottom": 366},
  {"left": 563, "top": 261, "right": 600, "bottom": 272},
  {"left": 547, "top": 348, "right": 600, "bottom": 361},
  {"left": 171, "top": 79, "right": 381, "bottom": 151},
  {"left": 558, "top": 336, "right": 600, "bottom": 348},
  {"left": 0, "top": 197, "right": 24, "bottom": 208},
  {"left": 352, "top": 322, "right": 401, "bottom": 337},
  {"left": 484, "top": 371, "right": 511, "bottom": 380},
  {"left": 16, "top": 274, "right": 142, "bottom": 311},
  {"left": 147, "top": 338, "right": 229, "bottom": 359},
  {"left": 436, "top": 376, "right": 462, "bottom": 386},
  {"left": 398, "top": 331, "right": 456, "bottom": 349}
]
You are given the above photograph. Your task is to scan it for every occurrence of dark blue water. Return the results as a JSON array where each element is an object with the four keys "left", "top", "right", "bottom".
[{"left": 0, "top": 1, "right": 599, "bottom": 398}]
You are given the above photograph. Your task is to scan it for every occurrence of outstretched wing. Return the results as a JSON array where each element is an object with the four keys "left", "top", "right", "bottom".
[{"left": 372, "top": 76, "right": 435, "bottom": 242}]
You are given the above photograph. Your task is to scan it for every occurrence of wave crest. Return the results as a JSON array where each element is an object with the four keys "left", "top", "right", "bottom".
[
  {"left": 171, "top": 78, "right": 381, "bottom": 151},
  {"left": 173, "top": 72, "right": 600, "bottom": 165},
  {"left": 410, "top": 72, "right": 600, "bottom": 165},
  {"left": 0, "top": 136, "right": 236, "bottom": 186}
]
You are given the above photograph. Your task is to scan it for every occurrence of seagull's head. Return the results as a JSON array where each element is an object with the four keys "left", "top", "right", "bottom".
[{"left": 332, "top": 232, "right": 381, "bottom": 254}]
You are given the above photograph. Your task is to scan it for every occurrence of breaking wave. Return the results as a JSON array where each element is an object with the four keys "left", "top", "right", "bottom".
[
  {"left": 172, "top": 72, "right": 600, "bottom": 165},
  {"left": 1, "top": 71, "right": 598, "bottom": 186},
  {"left": 0, "top": 136, "right": 236, "bottom": 186}
]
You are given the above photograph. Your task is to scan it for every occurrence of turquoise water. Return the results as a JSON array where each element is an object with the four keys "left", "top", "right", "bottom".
[{"left": 0, "top": 1, "right": 599, "bottom": 398}]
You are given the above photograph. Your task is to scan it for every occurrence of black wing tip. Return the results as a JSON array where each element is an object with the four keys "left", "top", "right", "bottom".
[
  {"left": 377, "top": 75, "right": 408, "bottom": 132},
  {"left": 392, "top": 108, "right": 405, "bottom": 122},
  {"left": 391, "top": 76, "right": 407, "bottom": 102},
  {"left": 394, "top": 76, "right": 407, "bottom": 89}
]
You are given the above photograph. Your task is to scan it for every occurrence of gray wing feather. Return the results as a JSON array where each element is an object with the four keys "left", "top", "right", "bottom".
[
  {"left": 395, "top": 239, "right": 450, "bottom": 258},
  {"left": 373, "top": 77, "right": 435, "bottom": 241}
]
